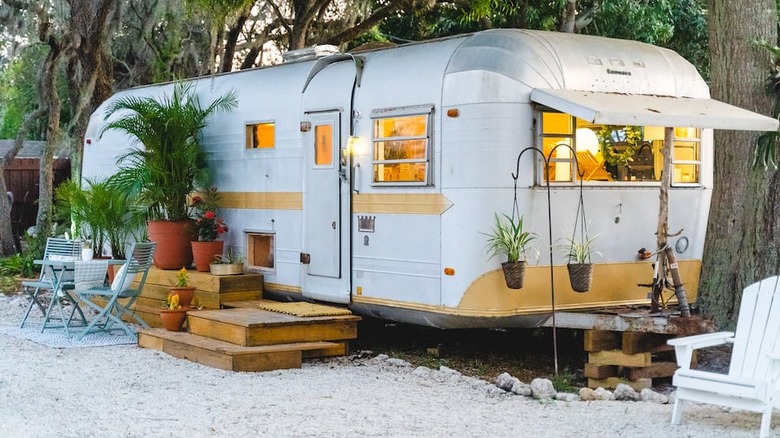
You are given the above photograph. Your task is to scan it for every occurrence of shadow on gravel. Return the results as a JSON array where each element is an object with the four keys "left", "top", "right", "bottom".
[{"left": 352, "top": 317, "right": 588, "bottom": 387}]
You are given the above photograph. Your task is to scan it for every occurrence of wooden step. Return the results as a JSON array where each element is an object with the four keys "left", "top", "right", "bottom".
[
  {"left": 144, "top": 267, "right": 264, "bottom": 293},
  {"left": 187, "top": 307, "right": 360, "bottom": 347},
  {"left": 138, "top": 328, "right": 347, "bottom": 372}
]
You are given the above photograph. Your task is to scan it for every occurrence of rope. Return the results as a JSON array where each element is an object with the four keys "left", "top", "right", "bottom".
[{"left": 568, "top": 158, "right": 590, "bottom": 264}]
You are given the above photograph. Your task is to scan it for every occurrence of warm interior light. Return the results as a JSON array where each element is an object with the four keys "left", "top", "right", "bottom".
[{"left": 575, "top": 128, "right": 599, "bottom": 156}]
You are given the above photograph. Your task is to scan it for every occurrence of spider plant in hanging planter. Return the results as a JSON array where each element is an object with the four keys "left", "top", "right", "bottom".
[
  {"left": 559, "top": 233, "right": 600, "bottom": 293},
  {"left": 483, "top": 213, "right": 537, "bottom": 289}
]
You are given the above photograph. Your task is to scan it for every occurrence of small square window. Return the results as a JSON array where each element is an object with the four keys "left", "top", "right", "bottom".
[{"left": 246, "top": 122, "right": 275, "bottom": 149}]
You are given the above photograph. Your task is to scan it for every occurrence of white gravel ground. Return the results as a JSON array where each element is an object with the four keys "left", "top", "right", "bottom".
[{"left": 0, "top": 293, "right": 768, "bottom": 437}]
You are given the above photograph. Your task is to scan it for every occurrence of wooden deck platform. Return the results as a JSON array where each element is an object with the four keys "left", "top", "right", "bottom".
[
  {"left": 135, "top": 268, "right": 359, "bottom": 372},
  {"left": 187, "top": 307, "right": 360, "bottom": 347}
]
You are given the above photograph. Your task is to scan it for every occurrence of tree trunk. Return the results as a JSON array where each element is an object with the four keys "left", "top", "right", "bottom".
[
  {"left": 66, "top": 0, "right": 117, "bottom": 184},
  {"left": 699, "top": 0, "right": 778, "bottom": 329},
  {"left": 36, "top": 42, "right": 63, "bottom": 238},
  {"left": 560, "top": 0, "right": 577, "bottom": 33}
]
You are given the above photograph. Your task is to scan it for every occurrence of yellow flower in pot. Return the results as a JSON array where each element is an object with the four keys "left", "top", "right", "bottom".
[{"left": 168, "top": 267, "right": 195, "bottom": 309}]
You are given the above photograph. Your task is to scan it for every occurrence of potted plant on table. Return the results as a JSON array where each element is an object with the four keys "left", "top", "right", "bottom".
[
  {"left": 168, "top": 267, "right": 195, "bottom": 309},
  {"left": 55, "top": 177, "right": 143, "bottom": 260},
  {"left": 190, "top": 188, "right": 228, "bottom": 272},
  {"left": 101, "top": 81, "right": 238, "bottom": 270},
  {"left": 483, "top": 213, "right": 537, "bottom": 289},
  {"left": 210, "top": 250, "right": 244, "bottom": 276},
  {"left": 159, "top": 293, "right": 187, "bottom": 331}
]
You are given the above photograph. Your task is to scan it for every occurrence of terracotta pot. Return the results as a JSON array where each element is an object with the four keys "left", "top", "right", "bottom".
[
  {"left": 107, "top": 264, "right": 117, "bottom": 284},
  {"left": 191, "top": 240, "right": 224, "bottom": 272},
  {"left": 169, "top": 286, "right": 196, "bottom": 309},
  {"left": 95, "top": 256, "right": 115, "bottom": 284},
  {"left": 147, "top": 220, "right": 197, "bottom": 270},
  {"left": 159, "top": 308, "right": 187, "bottom": 331}
]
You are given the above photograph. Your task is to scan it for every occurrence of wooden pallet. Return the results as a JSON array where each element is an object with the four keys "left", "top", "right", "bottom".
[
  {"left": 139, "top": 328, "right": 347, "bottom": 372},
  {"left": 583, "top": 329, "right": 684, "bottom": 390}
]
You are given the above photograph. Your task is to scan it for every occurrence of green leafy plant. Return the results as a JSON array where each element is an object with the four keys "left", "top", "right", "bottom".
[
  {"left": 212, "top": 250, "right": 243, "bottom": 265},
  {"left": 190, "top": 187, "right": 228, "bottom": 241},
  {"left": 0, "top": 253, "right": 36, "bottom": 278},
  {"left": 483, "top": 213, "right": 537, "bottom": 263},
  {"left": 597, "top": 125, "right": 643, "bottom": 167},
  {"left": 101, "top": 81, "right": 238, "bottom": 222},
  {"left": 55, "top": 177, "right": 144, "bottom": 259},
  {"left": 559, "top": 233, "right": 601, "bottom": 264}
]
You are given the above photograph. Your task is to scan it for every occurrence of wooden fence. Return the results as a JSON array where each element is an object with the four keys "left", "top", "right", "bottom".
[{"left": 3, "top": 158, "right": 71, "bottom": 243}]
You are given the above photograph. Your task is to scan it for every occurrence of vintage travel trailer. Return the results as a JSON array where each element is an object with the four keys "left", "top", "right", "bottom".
[{"left": 83, "top": 29, "right": 778, "bottom": 329}]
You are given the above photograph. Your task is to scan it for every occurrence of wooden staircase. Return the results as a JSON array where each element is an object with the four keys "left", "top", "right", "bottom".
[{"left": 136, "top": 268, "right": 360, "bottom": 372}]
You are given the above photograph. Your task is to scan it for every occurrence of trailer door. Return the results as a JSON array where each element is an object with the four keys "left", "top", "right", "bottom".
[{"left": 302, "top": 110, "right": 350, "bottom": 303}]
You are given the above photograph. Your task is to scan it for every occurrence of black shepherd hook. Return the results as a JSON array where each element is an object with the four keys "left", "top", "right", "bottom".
[{"left": 511, "top": 143, "right": 583, "bottom": 377}]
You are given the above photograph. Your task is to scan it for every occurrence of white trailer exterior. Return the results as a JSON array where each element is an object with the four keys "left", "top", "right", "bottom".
[{"left": 83, "top": 29, "right": 778, "bottom": 329}]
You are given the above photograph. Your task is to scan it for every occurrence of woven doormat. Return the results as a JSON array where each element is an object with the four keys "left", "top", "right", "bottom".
[{"left": 254, "top": 301, "right": 352, "bottom": 317}]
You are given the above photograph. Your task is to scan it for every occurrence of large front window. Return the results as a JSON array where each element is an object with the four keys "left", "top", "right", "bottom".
[
  {"left": 371, "top": 107, "right": 431, "bottom": 185},
  {"left": 540, "top": 111, "right": 701, "bottom": 184}
]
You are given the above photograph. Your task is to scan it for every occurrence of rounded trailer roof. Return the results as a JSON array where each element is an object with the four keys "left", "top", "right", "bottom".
[{"left": 445, "top": 29, "right": 708, "bottom": 98}]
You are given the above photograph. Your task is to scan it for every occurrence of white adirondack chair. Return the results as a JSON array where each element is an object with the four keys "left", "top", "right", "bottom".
[{"left": 668, "top": 276, "right": 780, "bottom": 437}]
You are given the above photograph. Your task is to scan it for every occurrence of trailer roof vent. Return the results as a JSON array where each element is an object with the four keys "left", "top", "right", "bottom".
[{"left": 282, "top": 45, "right": 340, "bottom": 63}]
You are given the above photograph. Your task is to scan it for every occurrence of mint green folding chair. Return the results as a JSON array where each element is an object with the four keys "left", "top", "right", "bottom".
[
  {"left": 20, "top": 237, "right": 83, "bottom": 329},
  {"left": 74, "top": 242, "right": 157, "bottom": 339}
]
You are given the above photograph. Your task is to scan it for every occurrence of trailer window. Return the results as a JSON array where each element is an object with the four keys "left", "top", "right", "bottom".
[
  {"left": 371, "top": 111, "right": 430, "bottom": 185},
  {"left": 245, "top": 122, "right": 275, "bottom": 149},
  {"left": 539, "top": 111, "right": 700, "bottom": 185},
  {"left": 314, "top": 124, "right": 333, "bottom": 166}
]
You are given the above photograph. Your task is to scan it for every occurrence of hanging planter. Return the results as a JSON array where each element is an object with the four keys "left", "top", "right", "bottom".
[
  {"left": 483, "top": 213, "right": 537, "bottom": 290},
  {"left": 502, "top": 261, "right": 527, "bottom": 289},
  {"left": 567, "top": 263, "right": 593, "bottom": 293},
  {"left": 557, "top": 172, "right": 600, "bottom": 293}
]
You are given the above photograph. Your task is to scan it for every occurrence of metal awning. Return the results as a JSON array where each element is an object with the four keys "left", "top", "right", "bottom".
[{"left": 531, "top": 89, "right": 780, "bottom": 132}]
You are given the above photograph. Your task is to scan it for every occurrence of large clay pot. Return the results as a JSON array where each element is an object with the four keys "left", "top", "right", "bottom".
[
  {"left": 191, "top": 240, "right": 224, "bottom": 272},
  {"left": 159, "top": 308, "right": 187, "bottom": 331},
  {"left": 169, "top": 286, "right": 196, "bottom": 309},
  {"left": 147, "top": 220, "right": 197, "bottom": 270}
]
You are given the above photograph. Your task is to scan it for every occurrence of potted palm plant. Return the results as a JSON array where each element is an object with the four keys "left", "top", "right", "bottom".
[
  {"left": 55, "top": 177, "right": 144, "bottom": 260},
  {"left": 560, "top": 233, "right": 600, "bottom": 293},
  {"left": 100, "top": 81, "right": 237, "bottom": 270},
  {"left": 483, "top": 213, "right": 537, "bottom": 289}
]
